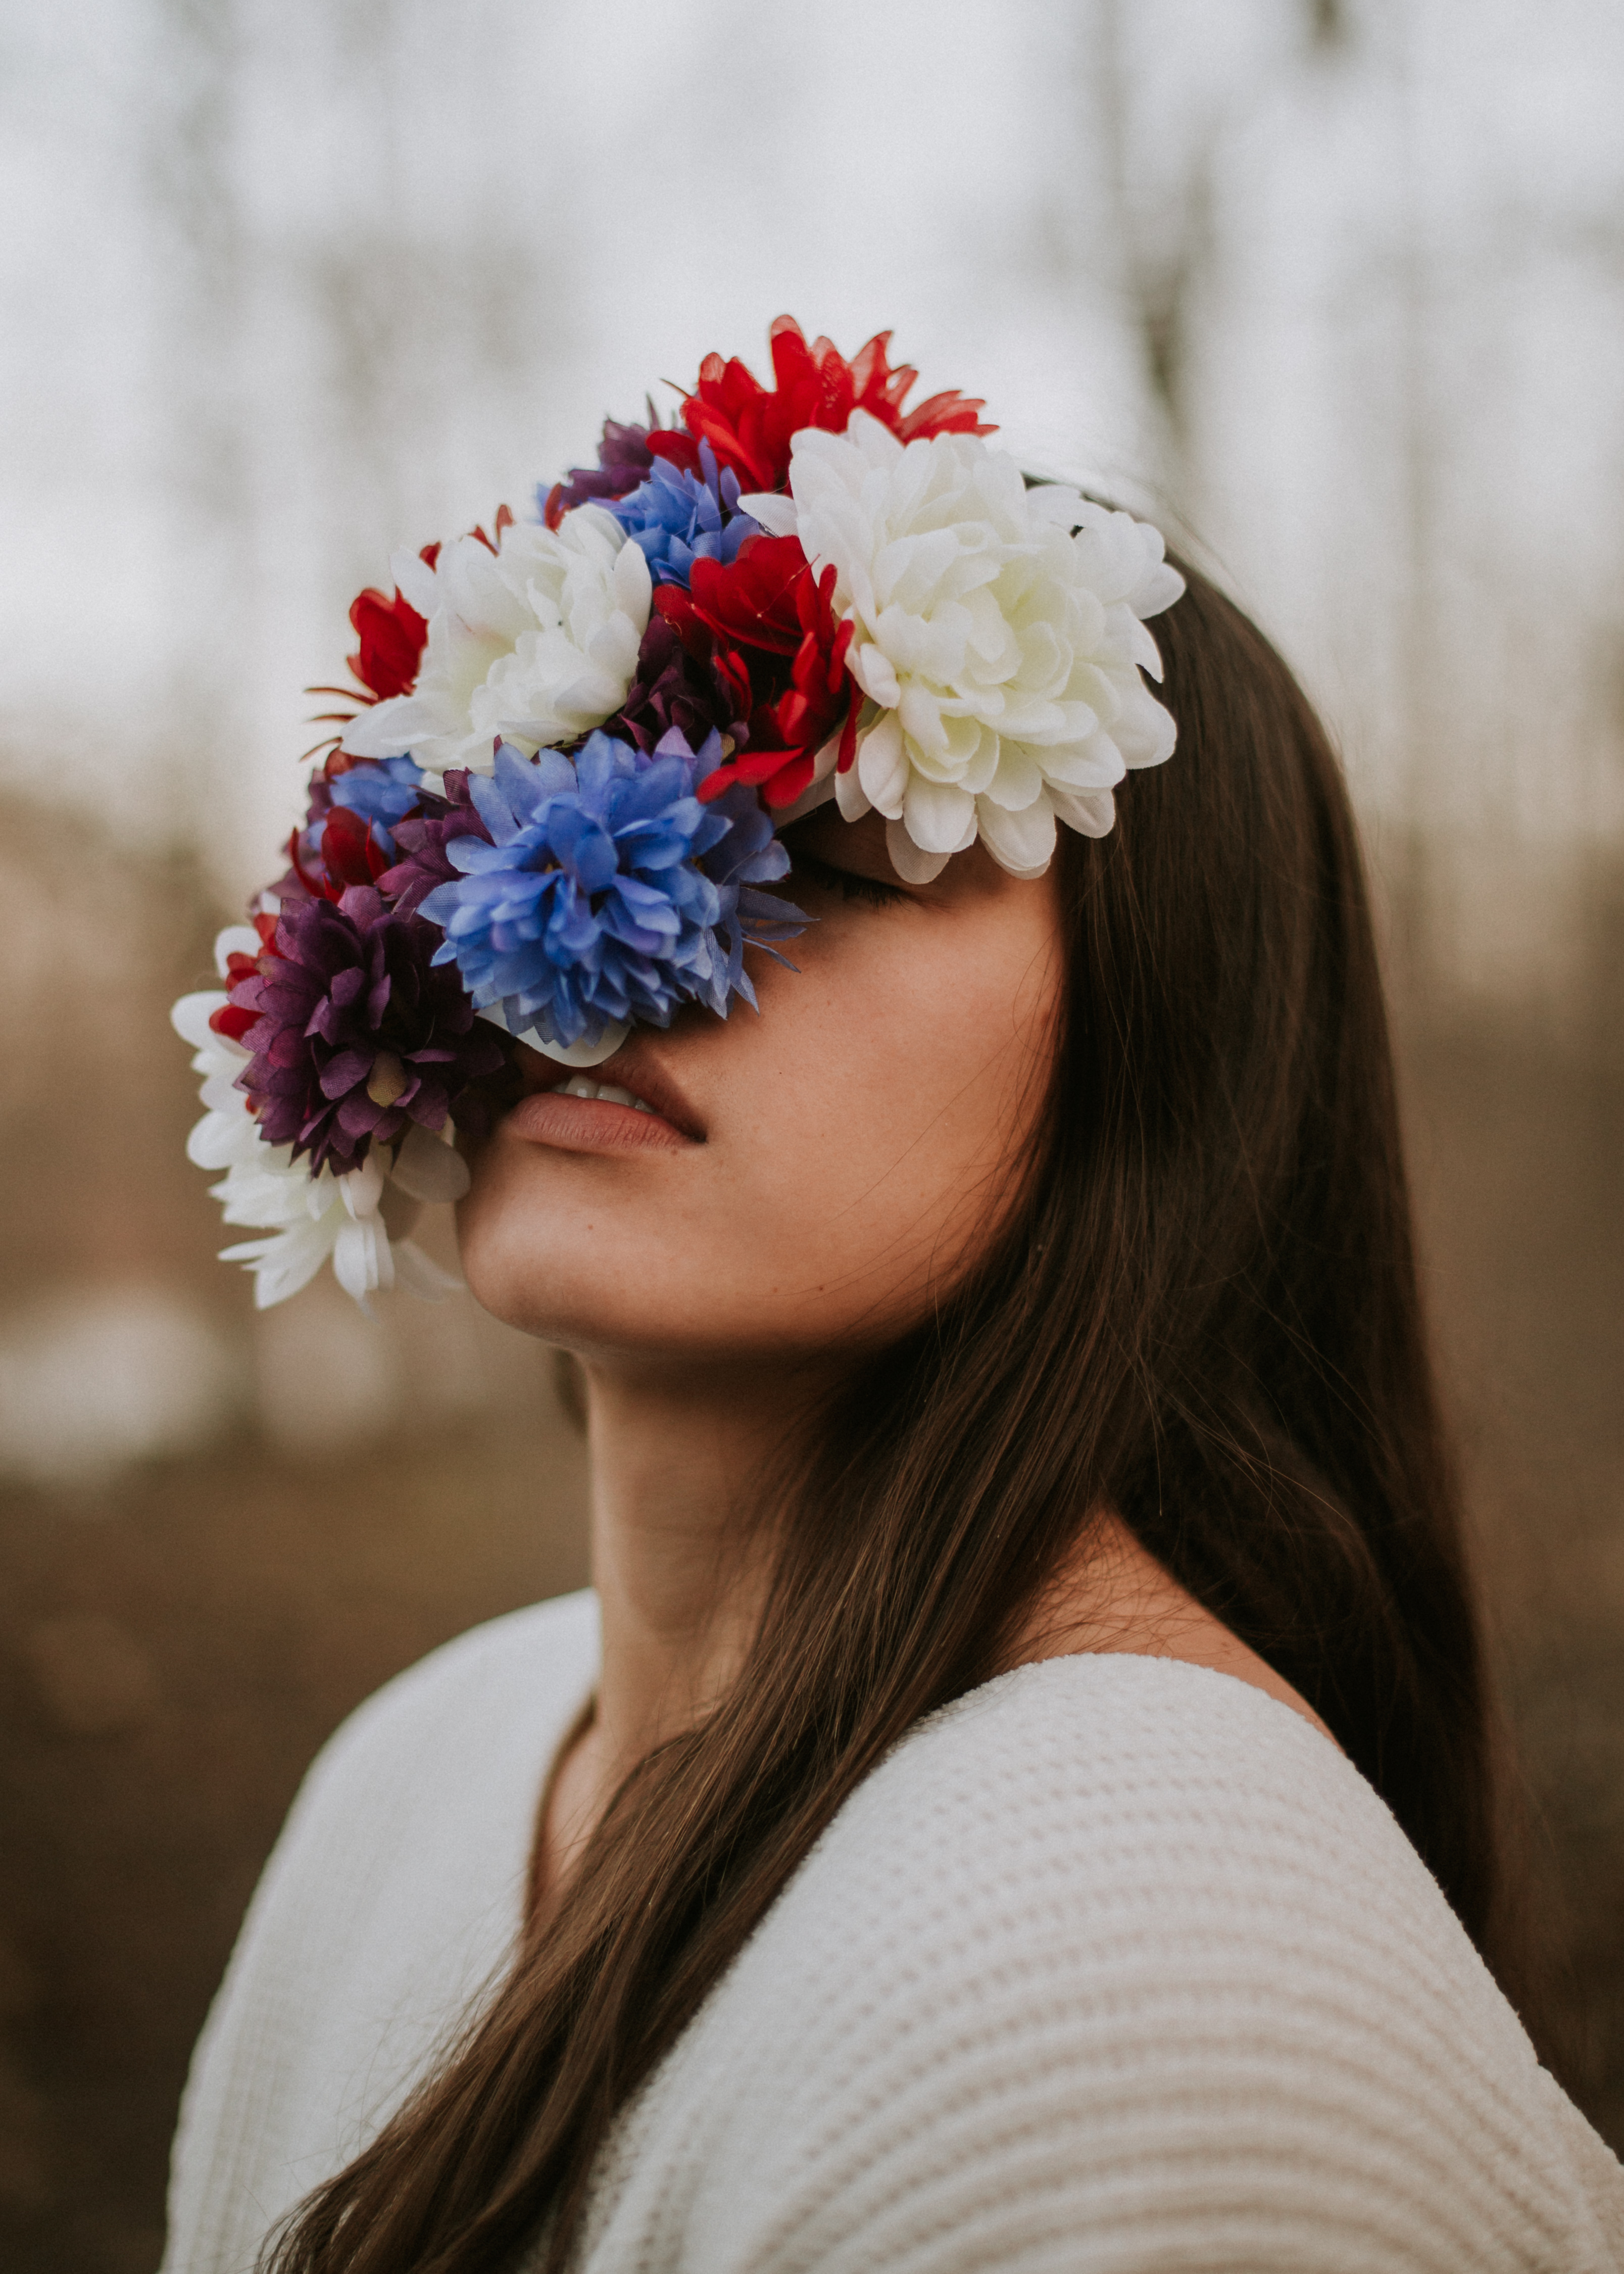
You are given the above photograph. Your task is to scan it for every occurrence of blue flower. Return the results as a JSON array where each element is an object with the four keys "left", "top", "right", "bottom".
[
  {"left": 696, "top": 776, "right": 807, "bottom": 1010},
  {"left": 417, "top": 730, "right": 804, "bottom": 1053},
  {"left": 604, "top": 443, "right": 761, "bottom": 589},
  {"left": 326, "top": 755, "right": 425, "bottom": 857}
]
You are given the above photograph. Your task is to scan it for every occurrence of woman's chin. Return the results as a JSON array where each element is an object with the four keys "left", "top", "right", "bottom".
[{"left": 454, "top": 1201, "right": 707, "bottom": 1357}]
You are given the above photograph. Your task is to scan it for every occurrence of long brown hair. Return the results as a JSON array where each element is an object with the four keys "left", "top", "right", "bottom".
[{"left": 267, "top": 561, "right": 1510, "bottom": 2272}]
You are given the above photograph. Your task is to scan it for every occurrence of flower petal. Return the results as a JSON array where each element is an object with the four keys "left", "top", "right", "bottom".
[
  {"left": 834, "top": 762, "right": 873, "bottom": 822},
  {"left": 388, "top": 1122, "right": 471, "bottom": 1203},
  {"left": 734, "top": 491, "right": 800, "bottom": 537},
  {"left": 392, "top": 1239, "right": 466, "bottom": 1301},
  {"left": 1049, "top": 786, "right": 1118, "bottom": 839},
  {"left": 170, "top": 991, "right": 232, "bottom": 1051},
  {"left": 885, "top": 818, "right": 950, "bottom": 884},
  {"left": 975, "top": 789, "right": 1057, "bottom": 879},
  {"left": 901, "top": 773, "right": 976, "bottom": 855},
  {"left": 855, "top": 713, "right": 909, "bottom": 816}
]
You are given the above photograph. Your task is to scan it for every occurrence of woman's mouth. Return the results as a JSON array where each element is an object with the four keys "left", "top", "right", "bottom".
[{"left": 502, "top": 1053, "right": 702, "bottom": 1154}]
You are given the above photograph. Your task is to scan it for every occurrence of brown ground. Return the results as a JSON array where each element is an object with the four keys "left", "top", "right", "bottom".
[{"left": 0, "top": 800, "right": 1619, "bottom": 2270}]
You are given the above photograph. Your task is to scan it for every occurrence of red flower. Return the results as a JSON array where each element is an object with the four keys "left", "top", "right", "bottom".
[
  {"left": 664, "top": 534, "right": 863, "bottom": 811},
  {"left": 272, "top": 795, "right": 396, "bottom": 915},
  {"left": 208, "top": 912, "right": 281, "bottom": 1045},
  {"left": 343, "top": 541, "right": 441, "bottom": 702},
  {"left": 304, "top": 541, "right": 444, "bottom": 755},
  {"left": 323, "top": 516, "right": 503, "bottom": 716},
  {"left": 672, "top": 316, "right": 995, "bottom": 495},
  {"left": 346, "top": 580, "right": 428, "bottom": 702},
  {"left": 310, "top": 805, "right": 396, "bottom": 891},
  {"left": 683, "top": 533, "right": 808, "bottom": 654},
  {"left": 770, "top": 561, "right": 862, "bottom": 776}
]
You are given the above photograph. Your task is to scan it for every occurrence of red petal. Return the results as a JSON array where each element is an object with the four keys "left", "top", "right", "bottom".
[
  {"left": 762, "top": 753, "right": 816, "bottom": 807},
  {"left": 767, "top": 314, "right": 810, "bottom": 381},
  {"left": 676, "top": 318, "right": 996, "bottom": 505},
  {"left": 208, "top": 1001, "right": 260, "bottom": 1042},
  {"left": 697, "top": 746, "right": 816, "bottom": 808},
  {"left": 686, "top": 537, "right": 809, "bottom": 656},
  {"left": 716, "top": 745, "right": 797, "bottom": 787},
  {"left": 320, "top": 806, "right": 391, "bottom": 890},
  {"left": 346, "top": 585, "right": 428, "bottom": 701},
  {"left": 646, "top": 429, "right": 702, "bottom": 477},
  {"left": 896, "top": 389, "right": 994, "bottom": 441},
  {"left": 836, "top": 678, "right": 862, "bottom": 773},
  {"left": 287, "top": 827, "right": 325, "bottom": 900}
]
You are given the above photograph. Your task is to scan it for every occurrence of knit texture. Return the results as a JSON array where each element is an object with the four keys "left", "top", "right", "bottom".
[{"left": 162, "top": 1589, "right": 1624, "bottom": 2273}]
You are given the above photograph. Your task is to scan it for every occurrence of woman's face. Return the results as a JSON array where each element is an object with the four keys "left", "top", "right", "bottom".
[{"left": 456, "top": 804, "right": 1064, "bottom": 1368}]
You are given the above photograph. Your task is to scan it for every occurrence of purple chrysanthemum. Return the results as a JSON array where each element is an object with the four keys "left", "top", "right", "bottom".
[
  {"left": 612, "top": 613, "right": 755, "bottom": 758},
  {"left": 228, "top": 886, "right": 505, "bottom": 1174},
  {"left": 541, "top": 418, "right": 656, "bottom": 528},
  {"left": 376, "top": 768, "right": 494, "bottom": 917}
]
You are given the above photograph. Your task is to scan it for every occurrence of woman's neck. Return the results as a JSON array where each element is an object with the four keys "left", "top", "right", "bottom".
[
  {"left": 536, "top": 1366, "right": 1336, "bottom": 1910},
  {"left": 584, "top": 1364, "right": 781, "bottom": 1761},
  {"left": 536, "top": 1355, "right": 830, "bottom": 1904},
  {"left": 1004, "top": 1512, "right": 1338, "bottom": 1747}
]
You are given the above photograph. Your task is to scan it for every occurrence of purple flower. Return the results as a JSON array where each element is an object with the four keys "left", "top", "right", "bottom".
[
  {"left": 376, "top": 768, "right": 494, "bottom": 917},
  {"left": 612, "top": 612, "right": 755, "bottom": 758},
  {"left": 541, "top": 418, "right": 656, "bottom": 528},
  {"left": 229, "top": 887, "right": 505, "bottom": 1174}
]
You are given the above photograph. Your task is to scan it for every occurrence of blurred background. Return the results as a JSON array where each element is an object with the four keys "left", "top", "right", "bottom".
[{"left": 2, "top": 0, "right": 1622, "bottom": 2263}]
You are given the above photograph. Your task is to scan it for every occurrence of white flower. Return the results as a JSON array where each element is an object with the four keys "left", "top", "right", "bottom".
[
  {"left": 339, "top": 506, "right": 652, "bottom": 779},
  {"left": 742, "top": 414, "right": 1185, "bottom": 881},
  {"left": 170, "top": 931, "right": 467, "bottom": 1311}
]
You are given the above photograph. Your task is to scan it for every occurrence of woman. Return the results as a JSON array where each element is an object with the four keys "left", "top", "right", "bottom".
[{"left": 164, "top": 324, "right": 1624, "bottom": 2271}]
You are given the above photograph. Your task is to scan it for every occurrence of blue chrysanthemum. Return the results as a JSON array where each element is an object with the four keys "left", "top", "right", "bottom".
[
  {"left": 326, "top": 754, "right": 425, "bottom": 856},
  {"left": 417, "top": 729, "right": 803, "bottom": 1054},
  {"left": 697, "top": 775, "right": 807, "bottom": 1007},
  {"left": 604, "top": 443, "right": 761, "bottom": 588}
]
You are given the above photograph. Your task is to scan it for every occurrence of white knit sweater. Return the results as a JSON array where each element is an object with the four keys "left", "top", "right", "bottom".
[{"left": 163, "top": 1588, "right": 1624, "bottom": 2272}]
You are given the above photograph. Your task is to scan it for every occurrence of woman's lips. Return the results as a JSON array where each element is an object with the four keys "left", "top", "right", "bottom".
[{"left": 503, "top": 1056, "right": 702, "bottom": 1155}]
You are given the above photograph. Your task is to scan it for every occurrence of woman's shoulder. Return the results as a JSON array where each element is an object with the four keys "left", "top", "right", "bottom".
[
  {"left": 236, "top": 1583, "right": 599, "bottom": 1978},
  {"left": 818, "top": 1655, "right": 1547, "bottom": 2120},
  {"left": 904, "top": 1648, "right": 1423, "bottom": 1885},
  {"left": 828, "top": 1651, "right": 1470, "bottom": 1971},
  {"left": 584, "top": 1653, "right": 1624, "bottom": 2273},
  {"left": 161, "top": 1590, "right": 601, "bottom": 2273},
  {"left": 294, "top": 1584, "right": 600, "bottom": 1817},
  {"left": 797, "top": 1653, "right": 1513, "bottom": 2033}
]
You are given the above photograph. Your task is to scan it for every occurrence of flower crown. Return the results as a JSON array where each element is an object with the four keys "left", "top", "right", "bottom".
[{"left": 171, "top": 318, "right": 1186, "bottom": 1310}]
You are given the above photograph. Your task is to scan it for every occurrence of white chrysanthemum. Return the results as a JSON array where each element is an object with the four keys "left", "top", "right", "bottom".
[
  {"left": 743, "top": 413, "right": 1185, "bottom": 881},
  {"left": 170, "top": 930, "right": 466, "bottom": 1311},
  {"left": 340, "top": 506, "right": 652, "bottom": 779}
]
